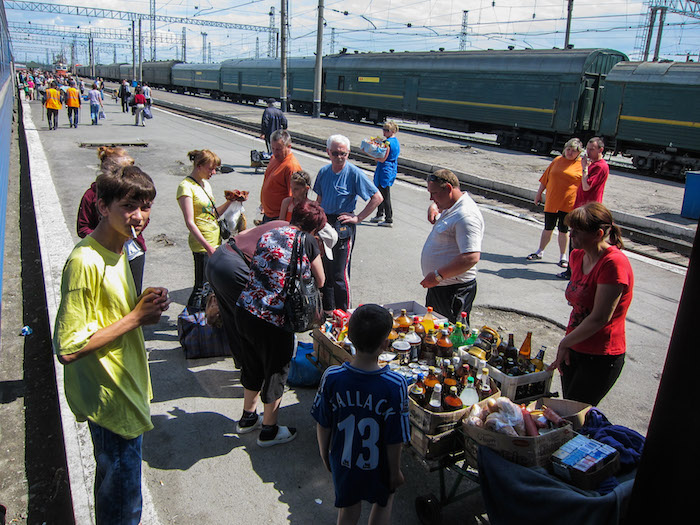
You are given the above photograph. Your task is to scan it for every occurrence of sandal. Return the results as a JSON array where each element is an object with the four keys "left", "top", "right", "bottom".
[
  {"left": 526, "top": 253, "right": 542, "bottom": 261},
  {"left": 558, "top": 259, "right": 569, "bottom": 269},
  {"left": 257, "top": 425, "right": 297, "bottom": 447},
  {"left": 236, "top": 413, "right": 262, "bottom": 434}
]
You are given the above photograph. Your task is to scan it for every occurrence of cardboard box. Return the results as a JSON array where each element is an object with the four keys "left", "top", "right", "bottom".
[
  {"left": 380, "top": 301, "right": 446, "bottom": 321},
  {"left": 464, "top": 353, "right": 553, "bottom": 403},
  {"left": 551, "top": 434, "right": 620, "bottom": 490},
  {"left": 463, "top": 417, "right": 575, "bottom": 467},
  {"left": 532, "top": 397, "right": 591, "bottom": 431},
  {"left": 410, "top": 427, "right": 461, "bottom": 460},
  {"left": 310, "top": 328, "right": 352, "bottom": 371}
]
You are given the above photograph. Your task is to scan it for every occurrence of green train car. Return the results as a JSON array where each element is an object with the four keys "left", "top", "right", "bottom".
[
  {"left": 599, "top": 61, "right": 700, "bottom": 179},
  {"left": 220, "top": 57, "right": 316, "bottom": 109},
  {"left": 142, "top": 60, "right": 182, "bottom": 89},
  {"left": 322, "top": 48, "right": 627, "bottom": 154},
  {"left": 172, "top": 63, "right": 222, "bottom": 96}
]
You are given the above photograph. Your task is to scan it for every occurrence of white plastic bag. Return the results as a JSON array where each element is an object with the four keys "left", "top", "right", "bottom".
[{"left": 220, "top": 201, "right": 245, "bottom": 235}]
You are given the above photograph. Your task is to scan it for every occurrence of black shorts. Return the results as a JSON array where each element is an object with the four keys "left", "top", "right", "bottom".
[{"left": 544, "top": 211, "right": 569, "bottom": 232}]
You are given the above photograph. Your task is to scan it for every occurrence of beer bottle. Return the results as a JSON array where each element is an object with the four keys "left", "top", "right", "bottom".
[
  {"left": 518, "top": 332, "right": 533, "bottom": 367},
  {"left": 410, "top": 373, "right": 427, "bottom": 407},
  {"left": 459, "top": 376, "right": 480, "bottom": 407},
  {"left": 424, "top": 367, "right": 439, "bottom": 399},
  {"left": 437, "top": 329, "right": 453, "bottom": 358},
  {"left": 421, "top": 307, "right": 437, "bottom": 332},
  {"left": 443, "top": 365, "right": 458, "bottom": 390},
  {"left": 530, "top": 346, "right": 546, "bottom": 372},
  {"left": 479, "top": 368, "right": 492, "bottom": 399},
  {"left": 505, "top": 333, "right": 519, "bottom": 361},
  {"left": 488, "top": 343, "right": 505, "bottom": 371},
  {"left": 396, "top": 309, "right": 412, "bottom": 333},
  {"left": 422, "top": 329, "right": 438, "bottom": 364},
  {"left": 428, "top": 383, "right": 443, "bottom": 413},
  {"left": 444, "top": 386, "right": 464, "bottom": 411},
  {"left": 412, "top": 316, "right": 426, "bottom": 341}
]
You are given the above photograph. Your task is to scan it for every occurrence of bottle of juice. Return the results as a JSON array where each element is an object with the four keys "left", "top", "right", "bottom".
[
  {"left": 410, "top": 373, "right": 427, "bottom": 407},
  {"left": 412, "top": 316, "right": 426, "bottom": 341},
  {"left": 443, "top": 365, "right": 458, "bottom": 390},
  {"left": 396, "top": 309, "right": 412, "bottom": 333},
  {"left": 421, "top": 307, "right": 437, "bottom": 332},
  {"left": 443, "top": 386, "right": 464, "bottom": 412},
  {"left": 424, "top": 367, "right": 440, "bottom": 399}
]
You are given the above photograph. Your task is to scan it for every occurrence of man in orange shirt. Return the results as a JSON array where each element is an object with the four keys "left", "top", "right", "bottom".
[
  {"left": 66, "top": 80, "right": 82, "bottom": 128},
  {"left": 260, "top": 129, "right": 301, "bottom": 223}
]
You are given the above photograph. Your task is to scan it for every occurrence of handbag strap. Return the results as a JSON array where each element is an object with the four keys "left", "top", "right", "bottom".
[
  {"left": 283, "top": 230, "right": 303, "bottom": 295},
  {"left": 227, "top": 237, "right": 252, "bottom": 268},
  {"left": 187, "top": 176, "right": 220, "bottom": 219}
]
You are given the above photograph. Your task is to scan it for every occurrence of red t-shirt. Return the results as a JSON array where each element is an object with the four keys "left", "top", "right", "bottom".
[
  {"left": 574, "top": 158, "right": 609, "bottom": 208},
  {"left": 565, "top": 246, "right": 634, "bottom": 356}
]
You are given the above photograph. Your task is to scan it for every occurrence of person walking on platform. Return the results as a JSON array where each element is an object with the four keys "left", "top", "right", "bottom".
[
  {"left": 142, "top": 82, "right": 152, "bottom": 107},
  {"left": 133, "top": 87, "right": 147, "bottom": 127},
  {"left": 88, "top": 83, "right": 104, "bottom": 125},
  {"left": 66, "top": 80, "right": 81, "bottom": 128},
  {"left": 259, "top": 98, "right": 288, "bottom": 153},
  {"left": 44, "top": 81, "right": 62, "bottom": 130},
  {"left": 119, "top": 80, "right": 131, "bottom": 113}
]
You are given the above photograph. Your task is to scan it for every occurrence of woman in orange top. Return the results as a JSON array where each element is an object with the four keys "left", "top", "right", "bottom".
[{"left": 527, "top": 138, "right": 583, "bottom": 268}]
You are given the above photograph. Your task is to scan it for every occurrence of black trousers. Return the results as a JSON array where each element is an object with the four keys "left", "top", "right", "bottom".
[
  {"left": 561, "top": 350, "right": 625, "bottom": 406},
  {"left": 47, "top": 108, "right": 58, "bottom": 129},
  {"left": 121, "top": 97, "right": 129, "bottom": 112},
  {"left": 376, "top": 185, "right": 393, "bottom": 222},
  {"left": 425, "top": 279, "right": 477, "bottom": 325},
  {"left": 187, "top": 252, "right": 209, "bottom": 309},
  {"left": 321, "top": 217, "right": 356, "bottom": 312}
]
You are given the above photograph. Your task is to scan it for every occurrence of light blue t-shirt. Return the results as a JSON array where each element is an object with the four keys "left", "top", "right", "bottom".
[{"left": 313, "top": 162, "right": 378, "bottom": 216}]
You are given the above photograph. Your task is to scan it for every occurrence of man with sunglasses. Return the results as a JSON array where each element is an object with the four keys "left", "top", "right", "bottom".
[
  {"left": 314, "top": 134, "right": 383, "bottom": 312},
  {"left": 420, "top": 169, "right": 484, "bottom": 325}
]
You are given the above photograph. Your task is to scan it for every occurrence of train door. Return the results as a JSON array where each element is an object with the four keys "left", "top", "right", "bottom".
[
  {"left": 237, "top": 71, "right": 242, "bottom": 93},
  {"left": 577, "top": 74, "right": 602, "bottom": 131},
  {"left": 403, "top": 76, "right": 419, "bottom": 114}
]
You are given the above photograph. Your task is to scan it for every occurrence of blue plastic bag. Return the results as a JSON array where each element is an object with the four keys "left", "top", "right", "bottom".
[{"left": 287, "top": 342, "right": 321, "bottom": 387}]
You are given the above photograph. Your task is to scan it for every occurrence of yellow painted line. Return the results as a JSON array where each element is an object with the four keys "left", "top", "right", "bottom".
[
  {"left": 418, "top": 96, "right": 553, "bottom": 114},
  {"left": 620, "top": 114, "right": 700, "bottom": 128},
  {"left": 326, "top": 89, "right": 402, "bottom": 100}
]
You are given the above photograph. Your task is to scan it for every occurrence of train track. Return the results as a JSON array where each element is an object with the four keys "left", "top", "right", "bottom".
[{"left": 151, "top": 96, "right": 692, "bottom": 262}]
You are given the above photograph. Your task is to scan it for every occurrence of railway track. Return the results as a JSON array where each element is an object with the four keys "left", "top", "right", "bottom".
[{"left": 151, "top": 96, "right": 692, "bottom": 263}]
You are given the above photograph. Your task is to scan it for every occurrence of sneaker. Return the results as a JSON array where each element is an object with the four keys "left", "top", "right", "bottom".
[
  {"left": 369, "top": 215, "right": 384, "bottom": 223},
  {"left": 236, "top": 413, "right": 262, "bottom": 434},
  {"left": 257, "top": 425, "right": 297, "bottom": 447},
  {"left": 378, "top": 221, "right": 393, "bottom": 228}
]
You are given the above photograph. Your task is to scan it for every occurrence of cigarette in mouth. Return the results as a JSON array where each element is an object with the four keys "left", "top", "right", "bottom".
[{"left": 131, "top": 225, "right": 137, "bottom": 238}]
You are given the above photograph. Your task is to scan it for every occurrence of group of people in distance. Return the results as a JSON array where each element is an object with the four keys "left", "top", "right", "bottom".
[{"left": 51, "top": 95, "right": 634, "bottom": 524}]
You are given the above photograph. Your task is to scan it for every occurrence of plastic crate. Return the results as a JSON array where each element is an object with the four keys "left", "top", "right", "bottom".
[{"left": 464, "top": 353, "right": 553, "bottom": 403}]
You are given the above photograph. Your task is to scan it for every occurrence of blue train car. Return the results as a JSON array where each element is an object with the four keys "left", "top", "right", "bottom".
[
  {"left": 172, "top": 63, "right": 222, "bottom": 96},
  {"left": 322, "top": 48, "right": 626, "bottom": 153},
  {"left": 599, "top": 61, "right": 700, "bottom": 178}
]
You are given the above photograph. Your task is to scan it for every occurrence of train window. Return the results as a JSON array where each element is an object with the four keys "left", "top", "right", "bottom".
[{"left": 338, "top": 76, "right": 345, "bottom": 91}]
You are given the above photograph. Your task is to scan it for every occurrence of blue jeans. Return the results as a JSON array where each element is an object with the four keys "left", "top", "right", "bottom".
[
  {"left": 88, "top": 421, "right": 143, "bottom": 525},
  {"left": 90, "top": 104, "right": 101, "bottom": 124}
]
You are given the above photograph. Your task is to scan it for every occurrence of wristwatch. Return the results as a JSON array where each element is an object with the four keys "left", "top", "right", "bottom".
[{"left": 433, "top": 270, "right": 443, "bottom": 283}]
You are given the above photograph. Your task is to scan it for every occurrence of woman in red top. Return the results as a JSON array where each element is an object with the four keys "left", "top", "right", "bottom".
[
  {"left": 548, "top": 202, "right": 634, "bottom": 405},
  {"left": 133, "top": 86, "right": 147, "bottom": 127}
]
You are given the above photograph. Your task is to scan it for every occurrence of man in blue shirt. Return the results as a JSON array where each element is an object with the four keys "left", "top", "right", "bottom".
[{"left": 313, "top": 134, "right": 383, "bottom": 312}]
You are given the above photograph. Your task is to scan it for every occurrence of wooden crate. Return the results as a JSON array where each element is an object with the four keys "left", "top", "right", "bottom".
[{"left": 308, "top": 328, "right": 352, "bottom": 372}]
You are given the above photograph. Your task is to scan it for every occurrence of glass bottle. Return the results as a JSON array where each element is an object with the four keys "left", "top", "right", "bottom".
[
  {"left": 428, "top": 383, "right": 443, "bottom": 412},
  {"left": 479, "top": 368, "right": 492, "bottom": 399},
  {"left": 459, "top": 376, "right": 480, "bottom": 406},
  {"left": 518, "top": 332, "right": 533, "bottom": 367},
  {"left": 530, "top": 346, "right": 546, "bottom": 372},
  {"left": 396, "top": 309, "right": 412, "bottom": 333},
  {"left": 443, "top": 386, "right": 464, "bottom": 411},
  {"left": 410, "top": 373, "right": 427, "bottom": 407},
  {"left": 505, "top": 333, "right": 519, "bottom": 361}
]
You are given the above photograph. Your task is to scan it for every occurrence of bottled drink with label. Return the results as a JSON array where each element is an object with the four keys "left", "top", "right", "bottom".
[
  {"left": 428, "top": 383, "right": 443, "bottom": 412},
  {"left": 444, "top": 386, "right": 464, "bottom": 411},
  {"left": 460, "top": 311, "right": 470, "bottom": 332},
  {"left": 451, "top": 322, "right": 465, "bottom": 349},
  {"left": 437, "top": 329, "right": 454, "bottom": 359},
  {"left": 424, "top": 367, "right": 440, "bottom": 399},
  {"left": 443, "top": 365, "right": 458, "bottom": 390},
  {"left": 421, "top": 307, "right": 437, "bottom": 332},
  {"left": 422, "top": 329, "right": 438, "bottom": 365},
  {"left": 488, "top": 344, "right": 505, "bottom": 371},
  {"left": 518, "top": 331, "right": 533, "bottom": 367},
  {"left": 457, "top": 363, "right": 471, "bottom": 383},
  {"left": 530, "top": 346, "right": 546, "bottom": 372},
  {"left": 459, "top": 376, "right": 480, "bottom": 406},
  {"left": 405, "top": 326, "right": 422, "bottom": 362},
  {"left": 412, "top": 316, "right": 426, "bottom": 341},
  {"left": 479, "top": 368, "right": 492, "bottom": 399},
  {"left": 465, "top": 328, "right": 479, "bottom": 346},
  {"left": 410, "top": 373, "right": 427, "bottom": 407},
  {"left": 392, "top": 333, "right": 411, "bottom": 366},
  {"left": 396, "top": 309, "right": 412, "bottom": 333}
]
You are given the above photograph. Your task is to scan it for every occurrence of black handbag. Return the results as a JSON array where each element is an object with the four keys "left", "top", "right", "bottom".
[{"left": 282, "top": 231, "right": 324, "bottom": 333}]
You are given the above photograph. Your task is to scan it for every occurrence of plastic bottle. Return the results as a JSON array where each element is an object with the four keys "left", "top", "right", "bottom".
[
  {"left": 410, "top": 373, "right": 427, "bottom": 407},
  {"left": 443, "top": 386, "right": 464, "bottom": 411},
  {"left": 437, "top": 329, "right": 454, "bottom": 359},
  {"left": 424, "top": 367, "right": 440, "bottom": 399},
  {"left": 443, "top": 365, "right": 458, "bottom": 390},
  {"left": 412, "top": 316, "right": 426, "bottom": 341},
  {"left": 459, "top": 376, "right": 480, "bottom": 406},
  {"left": 404, "top": 326, "right": 422, "bottom": 362},
  {"left": 421, "top": 307, "right": 437, "bottom": 332},
  {"left": 396, "top": 309, "right": 412, "bottom": 333},
  {"left": 428, "top": 383, "right": 443, "bottom": 412},
  {"left": 392, "top": 333, "right": 411, "bottom": 366},
  {"left": 422, "top": 329, "right": 438, "bottom": 365},
  {"left": 451, "top": 322, "right": 465, "bottom": 349},
  {"left": 465, "top": 328, "right": 479, "bottom": 345}
]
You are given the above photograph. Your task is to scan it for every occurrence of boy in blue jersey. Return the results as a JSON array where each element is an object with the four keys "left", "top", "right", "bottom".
[{"left": 311, "top": 304, "right": 410, "bottom": 525}]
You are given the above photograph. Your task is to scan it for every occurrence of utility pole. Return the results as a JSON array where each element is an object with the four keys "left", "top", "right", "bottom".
[
  {"left": 201, "top": 32, "right": 207, "bottom": 63},
  {"left": 330, "top": 27, "right": 335, "bottom": 54},
  {"left": 182, "top": 27, "right": 186, "bottom": 62},
  {"left": 256, "top": 36, "right": 260, "bottom": 58},
  {"left": 150, "top": 0, "right": 156, "bottom": 61},
  {"left": 312, "top": 0, "right": 324, "bottom": 118},
  {"left": 280, "top": 0, "right": 288, "bottom": 111},
  {"left": 459, "top": 10, "right": 468, "bottom": 51},
  {"left": 564, "top": 0, "right": 574, "bottom": 49},
  {"left": 131, "top": 20, "right": 136, "bottom": 80},
  {"left": 268, "top": 7, "right": 275, "bottom": 58},
  {"left": 653, "top": 7, "right": 668, "bottom": 61},
  {"left": 208, "top": 42, "right": 212, "bottom": 64},
  {"left": 138, "top": 18, "right": 143, "bottom": 81}
]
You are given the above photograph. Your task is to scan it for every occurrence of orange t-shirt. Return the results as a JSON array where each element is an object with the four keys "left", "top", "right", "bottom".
[
  {"left": 539, "top": 156, "right": 582, "bottom": 213},
  {"left": 260, "top": 152, "right": 301, "bottom": 218}
]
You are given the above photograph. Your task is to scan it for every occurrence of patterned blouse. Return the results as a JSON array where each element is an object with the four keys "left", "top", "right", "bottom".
[{"left": 237, "top": 226, "right": 319, "bottom": 327}]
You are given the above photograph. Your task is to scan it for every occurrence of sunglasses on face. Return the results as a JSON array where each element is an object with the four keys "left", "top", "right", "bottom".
[{"left": 330, "top": 151, "right": 348, "bottom": 157}]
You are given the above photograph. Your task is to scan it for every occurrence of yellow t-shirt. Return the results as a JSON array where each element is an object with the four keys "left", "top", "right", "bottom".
[
  {"left": 176, "top": 177, "right": 221, "bottom": 253},
  {"left": 53, "top": 236, "right": 153, "bottom": 440}
]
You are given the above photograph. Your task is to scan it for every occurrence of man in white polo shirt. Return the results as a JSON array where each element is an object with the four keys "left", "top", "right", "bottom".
[{"left": 420, "top": 169, "right": 484, "bottom": 324}]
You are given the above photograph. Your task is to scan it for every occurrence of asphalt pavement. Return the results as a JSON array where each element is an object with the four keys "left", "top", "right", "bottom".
[{"left": 17, "top": 92, "right": 689, "bottom": 524}]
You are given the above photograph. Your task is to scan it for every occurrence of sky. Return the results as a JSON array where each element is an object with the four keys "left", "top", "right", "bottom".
[{"left": 6, "top": 0, "right": 700, "bottom": 65}]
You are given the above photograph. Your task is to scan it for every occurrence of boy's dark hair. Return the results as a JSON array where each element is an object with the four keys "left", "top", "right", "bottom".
[
  {"left": 347, "top": 304, "right": 392, "bottom": 354},
  {"left": 96, "top": 165, "right": 156, "bottom": 207}
]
